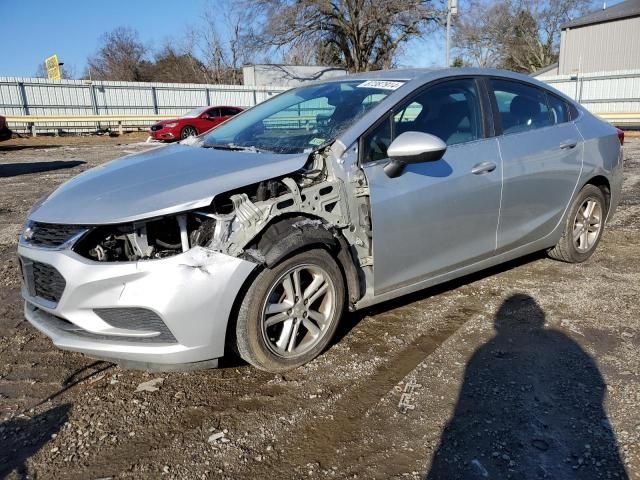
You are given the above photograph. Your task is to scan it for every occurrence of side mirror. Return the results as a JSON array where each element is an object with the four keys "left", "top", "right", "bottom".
[{"left": 384, "top": 131, "right": 447, "bottom": 178}]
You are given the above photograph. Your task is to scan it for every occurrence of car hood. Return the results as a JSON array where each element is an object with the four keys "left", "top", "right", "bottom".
[{"left": 29, "top": 144, "right": 308, "bottom": 225}]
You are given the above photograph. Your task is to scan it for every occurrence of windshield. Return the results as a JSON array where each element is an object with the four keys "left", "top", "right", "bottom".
[
  {"left": 202, "top": 80, "right": 404, "bottom": 154},
  {"left": 183, "top": 107, "right": 208, "bottom": 118}
]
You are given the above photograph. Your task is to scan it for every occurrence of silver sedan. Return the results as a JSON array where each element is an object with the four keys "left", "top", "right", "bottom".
[{"left": 18, "top": 68, "right": 623, "bottom": 372}]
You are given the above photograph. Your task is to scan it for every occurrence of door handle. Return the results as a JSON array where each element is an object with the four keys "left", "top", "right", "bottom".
[
  {"left": 471, "top": 161, "right": 497, "bottom": 175},
  {"left": 560, "top": 140, "right": 578, "bottom": 150}
]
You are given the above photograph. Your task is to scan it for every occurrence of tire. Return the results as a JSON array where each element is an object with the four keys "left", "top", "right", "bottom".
[
  {"left": 180, "top": 126, "right": 197, "bottom": 139},
  {"left": 548, "top": 184, "right": 607, "bottom": 263},
  {"left": 235, "top": 248, "right": 345, "bottom": 372}
]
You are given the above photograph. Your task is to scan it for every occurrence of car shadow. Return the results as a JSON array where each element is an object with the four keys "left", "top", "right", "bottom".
[
  {"left": 424, "top": 294, "right": 628, "bottom": 479},
  {"left": 0, "top": 403, "right": 71, "bottom": 479},
  {"left": 221, "top": 252, "right": 548, "bottom": 370},
  {"left": 0, "top": 160, "right": 86, "bottom": 178},
  {"left": 406, "top": 158, "right": 453, "bottom": 178},
  {"left": 334, "top": 250, "right": 546, "bottom": 345},
  {"left": 0, "top": 145, "right": 64, "bottom": 152}
]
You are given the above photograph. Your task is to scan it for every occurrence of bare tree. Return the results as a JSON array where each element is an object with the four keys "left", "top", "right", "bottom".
[
  {"left": 248, "top": 0, "right": 443, "bottom": 72},
  {"left": 145, "top": 45, "right": 209, "bottom": 83},
  {"left": 186, "top": 0, "right": 257, "bottom": 84},
  {"left": 452, "top": 1, "right": 507, "bottom": 68},
  {"left": 501, "top": 7, "right": 554, "bottom": 73},
  {"left": 282, "top": 37, "right": 344, "bottom": 66},
  {"left": 502, "top": 0, "right": 595, "bottom": 72},
  {"left": 86, "top": 27, "right": 150, "bottom": 81},
  {"left": 453, "top": 0, "right": 596, "bottom": 73}
]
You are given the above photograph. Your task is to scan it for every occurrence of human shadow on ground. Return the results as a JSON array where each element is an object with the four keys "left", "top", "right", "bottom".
[
  {"left": 0, "top": 403, "right": 71, "bottom": 479},
  {"left": 425, "top": 294, "right": 628, "bottom": 479},
  {"left": 0, "top": 160, "right": 85, "bottom": 177}
]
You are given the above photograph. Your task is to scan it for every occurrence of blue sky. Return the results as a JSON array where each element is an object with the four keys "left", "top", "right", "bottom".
[
  {"left": 0, "top": 1, "right": 625, "bottom": 78},
  {"left": 0, "top": 0, "right": 444, "bottom": 78},
  {"left": 0, "top": 0, "right": 208, "bottom": 77}
]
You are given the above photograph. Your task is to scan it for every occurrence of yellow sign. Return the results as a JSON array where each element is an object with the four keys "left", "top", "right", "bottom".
[{"left": 45, "top": 54, "right": 61, "bottom": 80}]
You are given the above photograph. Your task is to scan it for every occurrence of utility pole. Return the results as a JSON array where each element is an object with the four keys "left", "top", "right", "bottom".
[{"left": 445, "top": 0, "right": 458, "bottom": 67}]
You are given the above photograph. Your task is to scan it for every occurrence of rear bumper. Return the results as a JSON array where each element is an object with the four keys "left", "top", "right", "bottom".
[
  {"left": 18, "top": 244, "right": 257, "bottom": 367},
  {"left": 607, "top": 147, "right": 624, "bottom": 222}
]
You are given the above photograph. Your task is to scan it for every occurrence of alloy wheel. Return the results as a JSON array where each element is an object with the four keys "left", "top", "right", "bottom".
[
  {"left": 181, "top": 126, "right": 197, "bottom": 139},
  {"left": 261, "top": 264, "right": 336, "bottom": 358},
  {"left": 572, "top": 197, "right": 602, "bottom": 252}
]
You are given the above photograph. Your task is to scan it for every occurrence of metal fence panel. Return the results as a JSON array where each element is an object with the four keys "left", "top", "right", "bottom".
[
  {"left": 541, "top": 69, "right": 640, "bottom": 122},
  {"left": 0, "top": 77, "right": 287, "bottom": 133},
  {"left": 2, "top": 70, "right": 639, "bottom": 133}
]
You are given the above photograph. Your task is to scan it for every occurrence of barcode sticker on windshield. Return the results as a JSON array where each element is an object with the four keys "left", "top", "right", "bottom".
[{"left": 357, "top": 80, "right": 404, "bottom": 90}]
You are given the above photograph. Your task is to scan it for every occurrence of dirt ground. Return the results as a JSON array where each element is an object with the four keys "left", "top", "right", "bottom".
[{"left": 0, "top": 133, "right": 638, "bottom": 480}]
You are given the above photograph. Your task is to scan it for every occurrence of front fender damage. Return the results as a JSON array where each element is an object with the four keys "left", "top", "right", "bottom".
[
  {"left": 190, "top": 148, "right": 366, "bottom": 306},
  {"left": 74, "top": 147, "right": 370, "bottom": 307}
]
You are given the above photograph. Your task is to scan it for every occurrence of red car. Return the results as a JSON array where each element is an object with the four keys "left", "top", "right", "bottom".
[
  {"left": 149, "top": 106, "right": 243, "bottom": 142},
  {"left": 0, "top": 115, "right": 12, "bottom": 141}
]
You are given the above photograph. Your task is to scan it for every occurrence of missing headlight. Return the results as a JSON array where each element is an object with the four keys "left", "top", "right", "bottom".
[{"left": 74, "top": 213, "right": 216, "bottom": 262}]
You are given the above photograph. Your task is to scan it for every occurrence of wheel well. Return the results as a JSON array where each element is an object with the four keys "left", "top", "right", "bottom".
[
  {"left": 223, "top": 214, "right": 362, "bottom": 359},
  {"left": 585, "top": 175, "right": 611, "bottom": 213},
  {"left": 245, "top": 214, "right": 362, "bottom": 305}
]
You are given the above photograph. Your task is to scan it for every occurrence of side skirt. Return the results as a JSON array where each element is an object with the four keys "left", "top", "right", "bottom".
[{"left": 354, "top": 235, "right": 555, "bottom": 311}]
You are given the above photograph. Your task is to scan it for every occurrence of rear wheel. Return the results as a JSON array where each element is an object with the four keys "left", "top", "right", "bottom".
[
  {"left": 548, "top": 184, "right": 606, "bottom": 263},
  {"left": 235, "top": 249, "right": 345, "bottom": 372},
  {"left": 180, "top": 126, "right": 197, "bottom": 139}
]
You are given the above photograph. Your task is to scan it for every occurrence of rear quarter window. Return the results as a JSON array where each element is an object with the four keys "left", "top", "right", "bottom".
[{"left": 545, "top": 93, "right": 571, "bottom": 124}]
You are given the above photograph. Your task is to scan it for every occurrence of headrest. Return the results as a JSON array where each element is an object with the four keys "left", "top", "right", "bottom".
[{"left": 510, "top": 95, "right": 540, "bottom": 122}]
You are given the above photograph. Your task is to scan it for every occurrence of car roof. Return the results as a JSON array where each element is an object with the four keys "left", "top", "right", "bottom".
[
  {"left": 330, "top": 67, "right": 578, "bottom": 154},
  {"left": 317, "top": 67, "right": 539, "bottom": 83}
]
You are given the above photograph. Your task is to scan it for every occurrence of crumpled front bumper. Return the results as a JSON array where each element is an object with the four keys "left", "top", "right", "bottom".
[{"left": 18, "top": 244, "right": 257, "bottom": 368}]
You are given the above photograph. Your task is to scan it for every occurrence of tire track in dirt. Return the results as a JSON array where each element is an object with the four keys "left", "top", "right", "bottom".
[{"left": 262, "top": 306, "right": 481, "bottom": 477}]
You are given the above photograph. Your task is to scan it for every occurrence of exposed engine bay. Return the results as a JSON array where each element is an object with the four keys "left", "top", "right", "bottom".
[{"left": 72, "top": 147, "right": 373, "bottom": 288}]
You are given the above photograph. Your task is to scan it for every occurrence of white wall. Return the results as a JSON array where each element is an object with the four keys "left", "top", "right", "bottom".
[{"left": 559, "top": 17, "right": 640, "bottom": 75}]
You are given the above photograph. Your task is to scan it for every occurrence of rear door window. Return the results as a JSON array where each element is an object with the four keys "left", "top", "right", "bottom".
[{"left": 490, "top": 79, "right": 552, "bottom": 134}]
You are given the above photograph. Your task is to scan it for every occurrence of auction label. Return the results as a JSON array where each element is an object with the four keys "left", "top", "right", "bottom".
[{"left": 357, "top": 80, "right": 405, "bottom": 90}]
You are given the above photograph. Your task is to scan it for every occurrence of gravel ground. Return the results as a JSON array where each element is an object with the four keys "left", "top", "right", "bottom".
[{"left": 0, "top": 134, "right": 638, "bottom": 479}]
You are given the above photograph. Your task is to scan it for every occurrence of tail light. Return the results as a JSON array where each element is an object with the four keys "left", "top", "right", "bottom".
[{"left": 616, "top": 128, "right": 624, "bottom": 146}]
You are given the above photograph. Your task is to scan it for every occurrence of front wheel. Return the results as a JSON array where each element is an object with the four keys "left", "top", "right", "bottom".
[
  {"left": 180, "top": 126, "right": 197, "bottom": 139},
  {"left": 234, "top": 249, "right": 345, "bottom": 372},
  {"left": 548, "top": 184, "right": 607, "bottom": 263}
]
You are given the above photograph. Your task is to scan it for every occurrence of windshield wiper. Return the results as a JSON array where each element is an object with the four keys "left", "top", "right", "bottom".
[{"left": 203, "top": 143, "right": 270, "bottom": 153}]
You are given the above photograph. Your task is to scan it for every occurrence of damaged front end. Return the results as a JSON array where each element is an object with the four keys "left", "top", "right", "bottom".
[
  {"left": 70, "top": 149, "right": 351, "bottom": 262},
  {"left": 55, "top": 145, "right": 370, "bottom": 310},
  {"left": 17, "top": 143, "right": 373, "bottom": 368}
]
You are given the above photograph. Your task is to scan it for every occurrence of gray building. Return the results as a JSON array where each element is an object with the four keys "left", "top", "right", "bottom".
[
  {"left": 535, "top": 0, "right": 640, "bottom": 78},
  {"left": 242, "top": 64, "right": 348, "bottom": 87}
]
